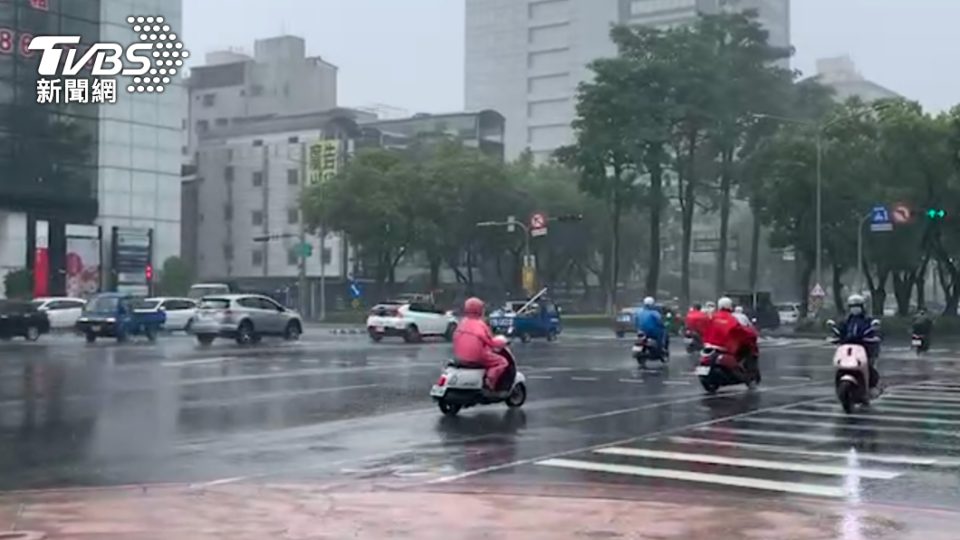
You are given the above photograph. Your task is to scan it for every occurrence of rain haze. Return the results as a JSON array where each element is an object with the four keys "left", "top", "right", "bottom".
[{"left": 183, "top": 0, "right": 956, "bottom": 113}]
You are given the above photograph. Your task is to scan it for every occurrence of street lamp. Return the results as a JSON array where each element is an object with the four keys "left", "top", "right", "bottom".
[{"left": 751, "top": 103, "right": 889, "bottom": 297}]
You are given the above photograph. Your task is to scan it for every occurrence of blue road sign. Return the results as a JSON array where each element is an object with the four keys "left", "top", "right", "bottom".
[
  {"left": 870, "top": 205, "right": 893, "bottom": 232},
  {"left": 349, "top": 282, "right": 361, "bottom": 298}
]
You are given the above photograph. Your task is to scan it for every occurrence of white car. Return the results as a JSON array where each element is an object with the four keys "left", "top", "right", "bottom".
[
  {"left": 137, "top": 297, "right": 198, "bottom": 331},
  {"left": 776, "top": 302, "right": 801, "bottom": 325},
  {"left": 366, "top": 301, "right": 457, "bottom": 343},
  {"left": 31, "top": 297, "right": 86, "bottom": 329}
]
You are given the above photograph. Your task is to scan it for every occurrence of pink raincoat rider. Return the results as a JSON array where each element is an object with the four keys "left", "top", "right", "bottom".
[{"left": 452, "top": 297, "right": 508, "bottom": 390}]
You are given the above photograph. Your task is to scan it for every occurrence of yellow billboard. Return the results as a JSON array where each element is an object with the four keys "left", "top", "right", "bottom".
[{"left": 308, "top": 140, "right": 340, "bottom": 184}]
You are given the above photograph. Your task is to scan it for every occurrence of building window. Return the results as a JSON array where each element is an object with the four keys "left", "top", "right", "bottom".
[
  {"left": 181, "top": 145, "right": 188, "bottom": 155},
  {"left": 215, "top": 118, "right": 228, "bottom": 126},
  {"left": 223, "top": 244, "right": 233, "bottom": 260},
  {"left": 252, "top": 139, "right": 263, "bottom": 147},
  {"left": 224, "top": 166, "right": 234, "bottom": 182},
  {"left": 250, "top": 84, "right": 263, "bottom": 96},
  {"left": 196, "top": 120, "right": 209, "bottom": 132},
  {"left": 287, "top": 208, "right": 298, "bottom": 224},
  {"left": 287, "top": 250, "right": 298, "bottom": 266},
  {"left": 202, "top": 93, "right": 216, "bottom": 106},
  {"left": 252, "top": 171, "right": 263, "bottom": 186},
  {"left": 252, "top": 210, "right": 263, "bottom": 225},
  {"left": 226, "top": 148, "right": 234, "bottom": 160},
  {"left": 288, "top": 136, "right": 299, "bottom": 143},
  {"left": 287, "top": 168, "right": 299, "bottom": 185},
  {"left": 224, "top": 204, "right": 233, "bottom": 220},
  {"left": 321, "top": 247, "right": 332, "bottom": 265},
  {"left": 252, "top": 249, "right": 263, "bottom": 266}
]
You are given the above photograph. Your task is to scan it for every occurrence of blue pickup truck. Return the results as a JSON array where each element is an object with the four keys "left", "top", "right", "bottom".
[{"left": 75, "top": 292, "right": 166, "bottom": 343}]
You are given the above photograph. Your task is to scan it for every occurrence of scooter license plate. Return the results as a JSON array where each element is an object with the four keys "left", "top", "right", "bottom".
[
  {"left": 430, "top": 385, "right": 446, "bottom": 397},
  {"left": 631, "top": 345, "right": 644, "bottom": 353},
  {"left": 694, "top": 366, "right": 711, "bottom": 376},
  {"left": 683, "top": 338, "right": 693, "bottom": 345},
  {"left": 92, "top": 325, "right": 101, "bottom": 333},
  {"left": 912, "top": 339, "right": 922, "bottom": 346},
  {"left": 375, "top": 326, "right": 384, "bottom": 333}
]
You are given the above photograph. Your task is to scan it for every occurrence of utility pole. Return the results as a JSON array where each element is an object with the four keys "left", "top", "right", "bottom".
[{"left": 297, "top": 142, "right": 308, "bottom": 317}]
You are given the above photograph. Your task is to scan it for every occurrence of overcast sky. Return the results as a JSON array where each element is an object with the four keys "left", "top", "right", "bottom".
[{"left": 182, "top": 0, "right": 956, "bottom": 114}]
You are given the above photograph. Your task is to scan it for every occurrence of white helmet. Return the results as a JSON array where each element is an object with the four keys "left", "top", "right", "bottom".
[
  {"left": 718, "top": 297, "right": 734, "bottom": 311},
  {"left": 734, "top": 306, "right": 744, "bottom": 313},
  {"left": 704, "top": 301, "right": 716, "bottom": 309},
  {"left": 848, "top": 294, "right": 865, "bottom": 307},
  {"left": 642, "top": 296, "right": 656, "bottom": 307}
]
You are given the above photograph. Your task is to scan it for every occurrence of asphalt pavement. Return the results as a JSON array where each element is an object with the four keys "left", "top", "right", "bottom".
[{"left": 0, "top": 328, "right": 959, "bottom": 537}]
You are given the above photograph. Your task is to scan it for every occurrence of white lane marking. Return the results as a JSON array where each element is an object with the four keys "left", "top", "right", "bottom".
[
  {"left": 800, "top": 401, "right": 960, "bottom": 416},
  {"left": 593, "top": 447, "right": 900, "bottom": 479},
  {"left": 570, "top": 377, "right": 599, "bottom": 381},
  {"left": 778, "top": 375, "right": 811, "bottom": 381},
  {"left": 181, "top": 384, "right": 381, "bottom": 408},
  {"left": 424, "top": 381, "right": 830, "bottom": 485},
  {"left": 619, "top": 379, "right": 644, "bottom": 383},
  {"left": 694, "top": 427, "right": 839, "bottom": 443},
  {"left": 666, "top": 437, "right": 942, "bottom": 466},
  {"left": 569, "top": 381, "right": 819, "bottom": 423},
  {"left": 772, "top": 408, "right": 960, "bottom": 425},
  {"left": 526, "top": 375, "right": 553, "bottom": 380},
  {"left": 662, "top": 380, "right": 690, "bottom": 385},
  {"left": 589, "top": 368, "right": 616, "bottom": 372},
  {"left": 183, "top": 362, "right": 437, "bottom": 385},
  {"left": 884, "top": 391, "right": 960, "bottom": 403},
  {"left": 878, "top": 398, "right": 960, "bottom": 410},
  {"left": 535, "top": 458, "right": 845, "bottom": 498},
  {"left": 163, "top": 356, "right": 238, "bottom": 367},
  {"left": 742, "top": 417, "right": 960, "bottom": 437}
]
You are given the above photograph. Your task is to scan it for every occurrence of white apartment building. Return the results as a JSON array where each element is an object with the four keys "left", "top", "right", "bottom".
[
  {"left": 815, "top": 55, "right": 901, "bottom": 103},
  {"left": 465, "top": 0, "right": 790, "bottom": 161}
]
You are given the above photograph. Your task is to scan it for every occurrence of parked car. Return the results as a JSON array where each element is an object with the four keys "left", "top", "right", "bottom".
[
  {"left": 31, "top": 297, "right": 86, "bottom": 330},
  {"left": 137, "top": 297, "right": 197, "bottom": 331},
  {"left": 366, "top": 301, "right": 457, "bottom": 343},
  {"left": 189, "top": 294, "right": 303, "bottom": 346},
  {"left": 776, "top": 302, "right": 801, "bottom": 325},
  {"left": 0, "top": 300, "right": 50, "bottom": 341}
]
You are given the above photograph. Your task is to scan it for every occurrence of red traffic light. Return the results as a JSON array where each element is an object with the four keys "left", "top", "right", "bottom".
[{"left": 145, "top": 265, "right": 153, "bottom": 280}]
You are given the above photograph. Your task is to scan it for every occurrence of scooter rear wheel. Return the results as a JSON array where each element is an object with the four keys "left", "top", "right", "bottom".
[
  {"left": 438, "top": 401, "right": 461, "bottom": 416},
  {"left": 838, "top": 380, "right": 856, "bottom": 414}
]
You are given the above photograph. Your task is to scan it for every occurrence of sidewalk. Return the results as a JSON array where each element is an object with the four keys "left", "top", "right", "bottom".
[{"left": 0, "top": 482, "right": 956, "bottom": 539}]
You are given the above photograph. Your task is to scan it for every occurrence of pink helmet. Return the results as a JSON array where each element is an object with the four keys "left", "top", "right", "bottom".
[{"left": 463, "top": 297, "right": 485, "bottom": 317}]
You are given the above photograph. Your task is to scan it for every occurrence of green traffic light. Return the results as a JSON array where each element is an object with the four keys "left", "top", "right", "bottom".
[{"left": 927, "top": 209, "right": 946, "bottom": 219}]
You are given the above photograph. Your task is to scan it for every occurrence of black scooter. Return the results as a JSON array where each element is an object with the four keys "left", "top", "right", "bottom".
[{"left": 632, "top": 332, "right": 668, "bottom": 368}]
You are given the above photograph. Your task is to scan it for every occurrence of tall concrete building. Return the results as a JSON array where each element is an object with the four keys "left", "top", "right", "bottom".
[
  {"left": 185, "top": 35, "right": 338, "bottom": 160},
  {"left": 0, "top": 0, "right": 185, "bottom": 297},
  {"left": 464, "top": 0, "right": 790, "bottom": 161}
]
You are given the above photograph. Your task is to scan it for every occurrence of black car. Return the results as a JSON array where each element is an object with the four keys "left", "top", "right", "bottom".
[{"left": 0, "top": 300, "right": 50, "bottom": 341}]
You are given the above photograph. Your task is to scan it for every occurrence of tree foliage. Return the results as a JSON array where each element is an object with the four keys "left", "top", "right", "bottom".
[
  {"left": 2, "top": 268, "right": 32, "bottom": 299},
  {"left": 154, "top": 256, "right": 192, "bottom": 297}
]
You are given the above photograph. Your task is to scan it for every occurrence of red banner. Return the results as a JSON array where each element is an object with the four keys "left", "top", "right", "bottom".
[{"left": 33, "top": 247, "right": 48, "bottom": 297}]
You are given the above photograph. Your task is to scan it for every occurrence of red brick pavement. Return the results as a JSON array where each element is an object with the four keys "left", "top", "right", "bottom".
[{"left": 0, "top": 481, "right": 955, "bottom": 539}]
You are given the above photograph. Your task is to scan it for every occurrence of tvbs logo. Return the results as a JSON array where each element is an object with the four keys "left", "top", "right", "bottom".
[{"left": 28, "top": 16, "right": 188, "bottom": 93}]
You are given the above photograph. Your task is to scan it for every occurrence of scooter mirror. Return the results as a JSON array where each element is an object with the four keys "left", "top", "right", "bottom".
[
  {"left": 870, "top": 320, "right": 881, "bottom": 328},
  {"left": 825, "top": 319, "right": 836, "bottom": 327}
]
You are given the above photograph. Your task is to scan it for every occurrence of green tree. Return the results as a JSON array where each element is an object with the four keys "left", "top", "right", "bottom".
[
  {"left": 301, "top": 148, "right": 417, "bottom": 289},
  {"left": 154, "top": 256, "right": 192, "bottom": 296},
  {"left": 3, "top": 268, "right": 32, "bottom": 299}
]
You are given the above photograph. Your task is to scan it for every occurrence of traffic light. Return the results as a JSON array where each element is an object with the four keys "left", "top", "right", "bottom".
[
  {"left": 145, "top": 264, "right": 153, "bottom": 280},
  {"left": 926, "top": 209, "right": 946, "bottom": 219}
]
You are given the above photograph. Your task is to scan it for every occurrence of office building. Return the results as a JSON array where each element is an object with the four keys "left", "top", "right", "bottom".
[
  {"left": 185, "top": 35, "right": 338, "bottom": 160},
  {"left": 815, "top": 55, "right": 900, "bottom": 103},
  {"left": 0, "top": 0, "right": 184, "bottom": 297},
  {"left": 464, "top": 0, "right": 790, "bottom": 161},
  {"left": 358, "top": 110, "right": 506, "bottom": 161}
]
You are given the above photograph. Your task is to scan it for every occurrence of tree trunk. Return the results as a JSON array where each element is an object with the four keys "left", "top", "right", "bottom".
[
  {"left": 714, "top": 148, "right": 734, "bottom": 296},
  {"left": 645, "top": 149, "right": 663, "bottom": 297},
  {"left": 936, "top": 257, "right": 960, "bottom": 316},
  {"left": 608, "top": 194, "right": 623, "bottom": 313},
  {"left": 748, "top": 203, "right": 761, "bottom": 293},
  {"left": 797, "top": 256, "right": 813, "bottom": 318},
  {"left": 680, "top": 179, "right": 695, "bottom": 310},
  {"left": 830, "top": 263, "right": 845, "bottom": 316},
  {"left": 892, "top": 271, "right": 912, "bottom": 315},
  {"left": 428, "top": 256, "right": 441, "bottom": 289}
]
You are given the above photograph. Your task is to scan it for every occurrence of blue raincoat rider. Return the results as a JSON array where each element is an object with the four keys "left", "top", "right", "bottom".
[
  {"left": 634, "top": 296, "right": 668, "bottom": 354},
  {"left": 834, "top": 294, "right": 881, "bottom": 393}
]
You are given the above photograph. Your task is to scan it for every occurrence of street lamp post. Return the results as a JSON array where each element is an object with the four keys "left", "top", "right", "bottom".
[
  {"left": 477, "top": 217, "right": 533, "bottom": 294},
  {"left": 855, "top": 210, "right": 872, "bottom": 294},
  {"left": 752, "top": 103, "right": 888, "bottom": 298}
]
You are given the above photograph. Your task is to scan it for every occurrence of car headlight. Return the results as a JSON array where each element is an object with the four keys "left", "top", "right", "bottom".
[{"left": 106, "top": 318, "right": 116, "bottom": 323}]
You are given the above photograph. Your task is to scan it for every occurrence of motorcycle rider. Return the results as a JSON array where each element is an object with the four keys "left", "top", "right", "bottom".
[
  {"left": 635, "top": 296, "right": 668, "bottom": 356},
  {"left": 912, "top": 307, "right": 933, "bottom": 351},
  {"left": 834, "top": 294, "right": 881, "bottom": 395},
  {"left": 452, "top": 297, "right": 509, "bottom": 391},
  {"left": 733, "top": 305, "right": 760, "bottom": 358},
  {"left": 703, "top": 301, "right": 717, "bottom": 316},
  {"left": 685, "top": 303, "right": 710, "bottom": 341},
  {"left": 703, "top": 297, "right": 759, "bottom": 374}
]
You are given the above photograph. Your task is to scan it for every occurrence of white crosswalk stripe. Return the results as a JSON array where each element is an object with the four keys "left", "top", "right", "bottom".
[{"left": 535, "top": 379, "right": 960, "bottom": 499}]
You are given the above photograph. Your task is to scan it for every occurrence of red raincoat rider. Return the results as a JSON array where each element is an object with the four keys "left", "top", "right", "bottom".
[
  {"left": 685, "top": 303, "right": 710, "bottom": 338},
  {"left": 452, "top": 297, "right": 509, "bottom": 390},
  {"left": 702, "top": 297, "right": 758, "bottom": 368}
]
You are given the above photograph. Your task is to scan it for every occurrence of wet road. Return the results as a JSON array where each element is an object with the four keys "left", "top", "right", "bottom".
[{"left": 1, "top": 329, "right": 959, "bottom": 514}]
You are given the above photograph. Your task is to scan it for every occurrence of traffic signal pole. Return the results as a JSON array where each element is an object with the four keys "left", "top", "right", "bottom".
[{"left": 298, "top": 142, "right": 309, "bottom": 316}]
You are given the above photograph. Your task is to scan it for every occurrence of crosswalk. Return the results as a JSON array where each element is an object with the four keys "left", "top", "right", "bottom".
[{"left": 535, "top": 379, "right": 960, "bottom": 499}]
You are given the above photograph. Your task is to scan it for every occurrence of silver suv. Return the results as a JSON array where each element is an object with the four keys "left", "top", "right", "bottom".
[{"left": 189, "top": 294, "right": 302, "bottom": 346}]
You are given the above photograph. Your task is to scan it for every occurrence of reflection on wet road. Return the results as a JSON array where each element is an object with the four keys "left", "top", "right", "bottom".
[{"left": 1, "top": 331, "right": 959, "bottom": 513}]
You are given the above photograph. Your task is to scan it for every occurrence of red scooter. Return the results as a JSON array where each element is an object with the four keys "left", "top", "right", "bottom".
[{"left": 696, "top": 343, "right": 760, "bottom": 394}]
